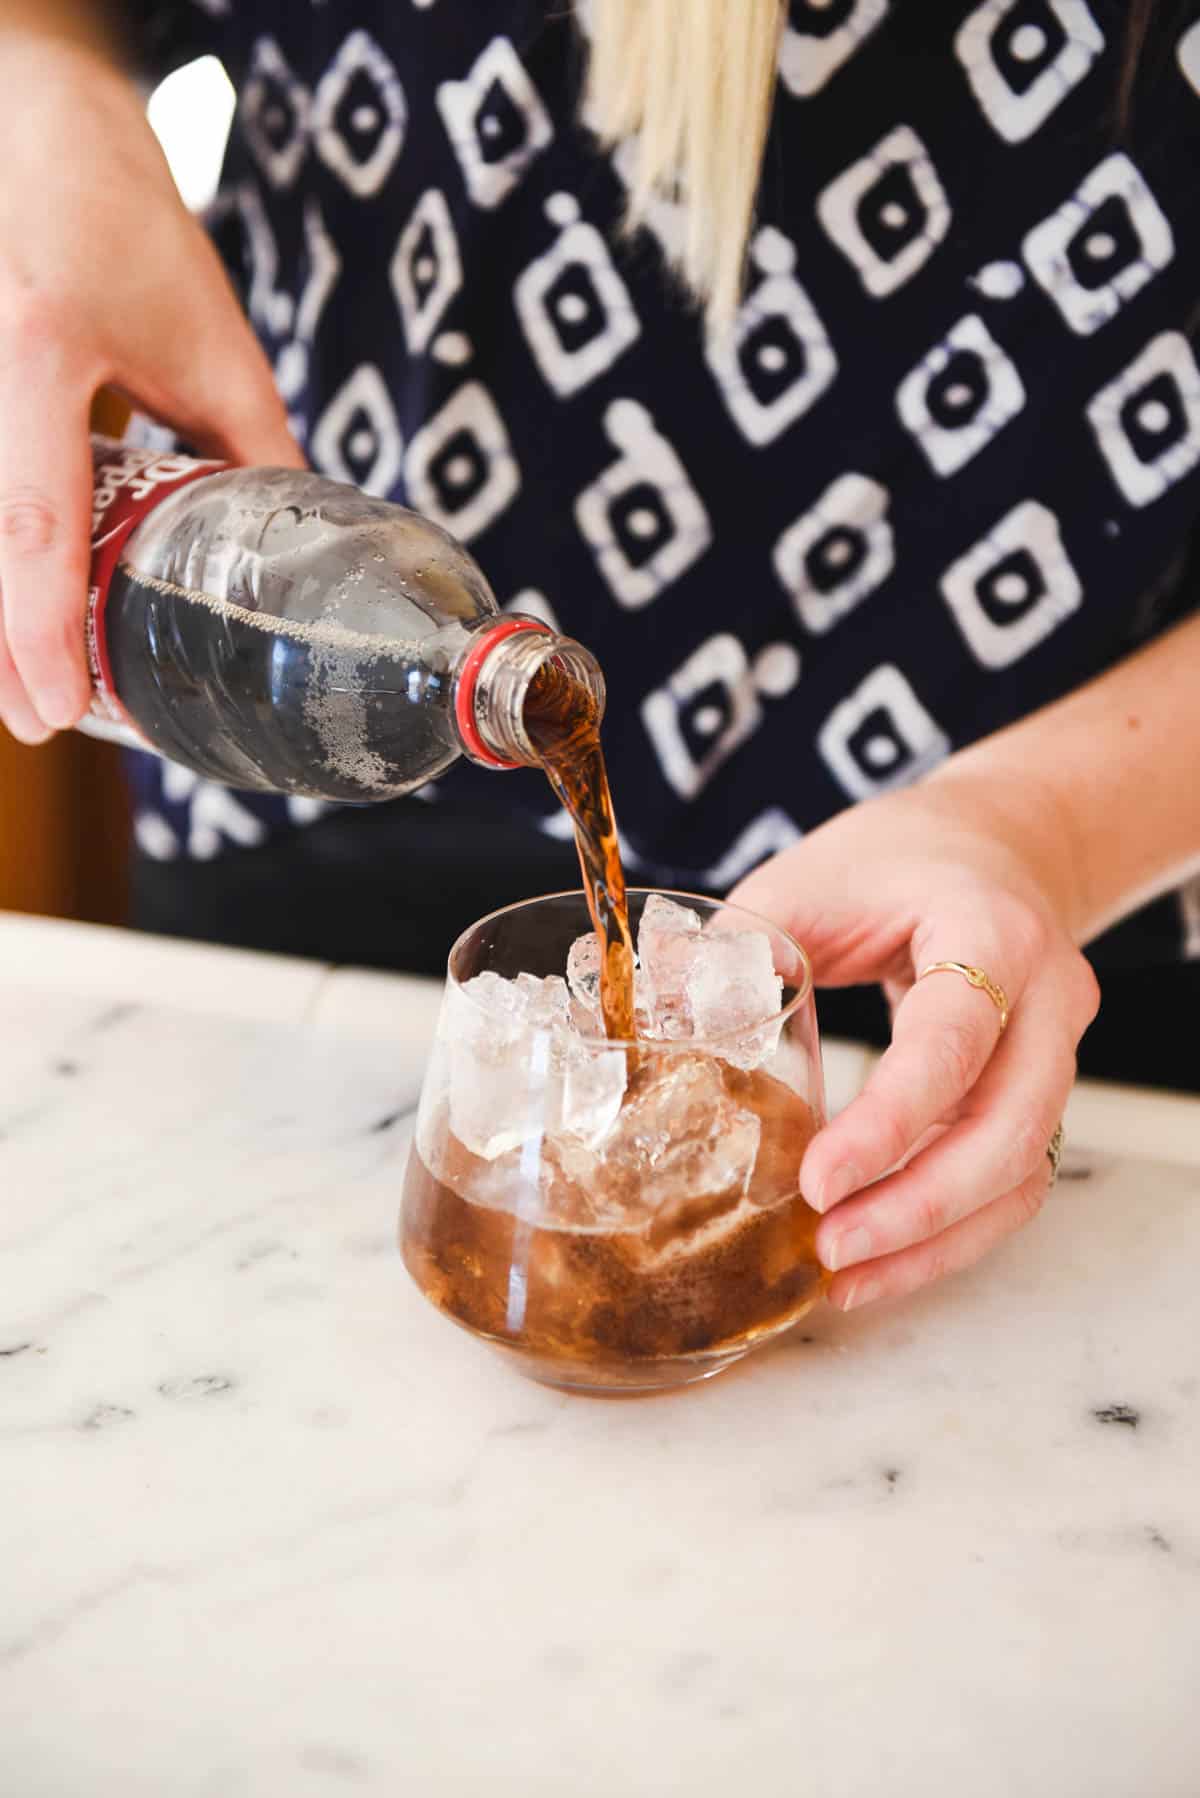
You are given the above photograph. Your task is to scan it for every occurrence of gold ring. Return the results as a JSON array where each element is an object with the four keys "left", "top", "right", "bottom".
[
  {"left": 1046, "top": 1121, "right": 1065, "bottom": 1185},
  {"left": 916, "top": 960, "right": 1009, "bottom": 1031}
]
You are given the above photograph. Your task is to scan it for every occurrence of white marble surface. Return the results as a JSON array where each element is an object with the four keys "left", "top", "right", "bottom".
[{"left": 2, "top": 911, "right": 1199, "bottom": 1797}]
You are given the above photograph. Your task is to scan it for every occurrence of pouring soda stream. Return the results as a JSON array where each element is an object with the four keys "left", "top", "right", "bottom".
[{"left": 520, "top": 649, "right": 636, "bottom": 1042}]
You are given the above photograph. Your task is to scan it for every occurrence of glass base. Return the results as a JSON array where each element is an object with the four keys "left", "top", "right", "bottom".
[
  {"left": 499, "top": 1345, "right": 749, "bottom": 1396},
  {"left": 477, "top": 1298, "right": 823, "bottom": 1396}
]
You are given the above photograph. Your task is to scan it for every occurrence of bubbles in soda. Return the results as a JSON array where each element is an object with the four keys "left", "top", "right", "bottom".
[{"left": 105, "top": 564, "right": 459, "bottom": 799}]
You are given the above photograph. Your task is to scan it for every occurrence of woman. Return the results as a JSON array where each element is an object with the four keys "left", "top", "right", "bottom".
[{"left": 1, "top": 0, "right": 1197, "bottom": 1313}]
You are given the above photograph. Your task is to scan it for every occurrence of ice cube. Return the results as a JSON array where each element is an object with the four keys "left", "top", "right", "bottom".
[
  {"left": 566, "top": 932, "right": 603, "bottom": 1032},
  {"left": 637, "top": 895, "right": 702, "bottom": 963},
  {"left": 447, "top": 970, "right": 626, "bottom": 1161},
  {"left": 516, "top": 970, "right": 572, "bottom": 1027},
  {"left": 446, "top": 972, "right": 562, "bottom": 1160},
  {"left": 555, "top": 1052, "right": 761, "bottom": 1232},
  {"left": 637, "top": 894, "right": 703, "bottom": 1040},
  {"left": 639, "top": 893, "right": 702, "bottom": 937},
  {"left": 557, "top": 1033, "right": 627, "bottom": 1145},
  {"left": 568, "top": 929, "right": 656, "bottom": 1038},
  {"left": 451, "top": 970, "right": 528, "bottom": 1037},
  {"left": 686, "top": 931, "right": 784, "bottom": 1070}
]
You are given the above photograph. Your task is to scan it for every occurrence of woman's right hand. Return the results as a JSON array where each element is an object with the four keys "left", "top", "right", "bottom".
[{"left": 0, "top": 31, "right": 303, "bottom": 743}]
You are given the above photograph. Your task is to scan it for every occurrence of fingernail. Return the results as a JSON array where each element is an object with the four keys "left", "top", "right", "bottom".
[
  {"left": 7, "top": 720, "right": 52, "bottom": 746},
  {"left": 825, "top": 1226, "right": 872, "bottom": 1273},
  {"left": 838, "top": 1276, "right": 881, "bottom": 1313},
  {"left": 41, "top": 695, "right": 79, "bottom": 730},
  {"left": 815, "top": 1163, "right": 862, "bottom": 1213}
]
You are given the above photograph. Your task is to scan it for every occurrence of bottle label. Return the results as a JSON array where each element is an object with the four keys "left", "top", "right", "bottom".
[{"left": 87, "top": 436, "right": 228, "bottom": 736}]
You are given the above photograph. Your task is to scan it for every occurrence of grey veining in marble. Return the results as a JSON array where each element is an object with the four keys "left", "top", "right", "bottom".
[{"left": 1, "top": 920, "right": 1199, "bottom": 1797}]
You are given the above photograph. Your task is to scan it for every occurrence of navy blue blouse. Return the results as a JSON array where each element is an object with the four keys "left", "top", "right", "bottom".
[{"left": 131, "top": 0, "right": 1200, "bottom": 966}]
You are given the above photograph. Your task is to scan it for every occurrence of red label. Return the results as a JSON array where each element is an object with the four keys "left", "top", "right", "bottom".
[{"left": 87, "top": 437, "right": 228, "bottom": 732}]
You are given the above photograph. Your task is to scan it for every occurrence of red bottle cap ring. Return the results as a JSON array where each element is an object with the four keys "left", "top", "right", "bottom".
[{"left": 454, "top": 616, "right": 552, "bottom": 769}]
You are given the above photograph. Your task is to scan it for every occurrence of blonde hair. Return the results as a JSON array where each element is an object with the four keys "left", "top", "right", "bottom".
[{"left": 585, "top": 0, "right": 786, "bottom": 327}]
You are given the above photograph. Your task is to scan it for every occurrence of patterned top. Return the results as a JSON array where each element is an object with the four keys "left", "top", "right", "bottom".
[{"left": 131, "top": 0, "right": 1200, "bottom": 966}]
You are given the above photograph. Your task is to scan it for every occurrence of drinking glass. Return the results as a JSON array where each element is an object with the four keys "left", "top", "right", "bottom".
[{"left": 400, "top": 890, "right": 826, "bottom": 1394}]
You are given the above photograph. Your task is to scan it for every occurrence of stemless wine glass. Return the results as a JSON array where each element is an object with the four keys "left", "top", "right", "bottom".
[{"left": 400, "top": 890, "right": 827, "bottom": 1395}]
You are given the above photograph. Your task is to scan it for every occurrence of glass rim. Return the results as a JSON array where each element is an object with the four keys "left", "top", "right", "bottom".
[{"left": 445, "top": 886, "right": 814, "bottom": 1053}]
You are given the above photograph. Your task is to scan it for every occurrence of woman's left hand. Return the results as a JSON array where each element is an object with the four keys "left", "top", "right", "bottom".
[{"left": 728, "top": 770, "right": 1100, "bottom": 1312}]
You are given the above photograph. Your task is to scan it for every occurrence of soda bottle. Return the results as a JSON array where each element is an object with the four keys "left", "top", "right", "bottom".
[{"left": 85, "top": 437, "right": 605, "bottom": 802}]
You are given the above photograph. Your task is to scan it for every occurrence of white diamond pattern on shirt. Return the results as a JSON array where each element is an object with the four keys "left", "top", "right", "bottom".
[
  {"left": 1023, "top": 154, "right": 1175, "bottom": 337},
  {"left": 436, "top": 36, "right": 553, "bottom": 210},
  {"left": 706, "top": 229, "right": 838, "bottom": 447},
  {"left": 275, "top": 197, "right": 343, "bottom": 406},
  {"left": 779, "top": 0, "right": 891, "bottom": 99},
  {"left": 312, "top": 30, "right": 407, "bottom": 197},
  {"left": 1087, "top": 332, "right": 1200, "bottom": 509},
  {"left": 818, "top": 665, "right": 951, "bottom": 801},
  {"left": 391, "top": 188, "right": 463, "bottom": 355},
  {"left": 234, "top": 182, "right": 294, "bottom": 338},
  {"left": 641, "top": 633, "right": 766, "bottom": 800},
  {"left": 310, "top": 363, "right": 405, "bottom": 497},
  {"left": 574, "top": 400, "right": 712, "bottom": 609},
  {"left": 941, "top": 501, "right": 1083, "bottom": 668},
  {"left": 514, "top": 194, "right": 641, "bottom": 397},
  {"left": 817, "top": 125, "right": 952, "bottom": 298},
  {"left": 955, "top": 0, "right": 1105, "bottom": 144},
  {"left": 294, "top": 198, "right": 342, "bottom": 342},
  {"left": 405, "top": 381, "right": 521, "bottom": 541},
  {"left": 773, "top": 474, "right": 895, "bottom": 634},
  {"left": 241, "top": 37, "right": 311, "bottom": 190},
  {"left": 896, "top": 314, "right": 1026, "bottom": 477}
]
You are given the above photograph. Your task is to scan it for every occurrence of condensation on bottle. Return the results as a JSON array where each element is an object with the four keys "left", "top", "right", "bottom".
[{"left": 84, "top": 437, "right": 604, "bottom": 802}]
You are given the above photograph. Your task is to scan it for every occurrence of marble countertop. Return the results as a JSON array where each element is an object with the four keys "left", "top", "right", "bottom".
[{"left": 2, "top": 911, "right": 1198, "bottom": 1797}]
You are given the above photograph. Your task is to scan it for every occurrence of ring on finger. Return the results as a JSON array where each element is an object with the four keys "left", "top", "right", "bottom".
[{"left": 916, "top": 960, "right": 1010, "bottom": 1032}]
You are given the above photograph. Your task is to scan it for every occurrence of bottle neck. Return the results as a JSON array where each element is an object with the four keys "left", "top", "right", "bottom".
[{"left": 455, "top": 618, "right": 606, "bottom": 769}]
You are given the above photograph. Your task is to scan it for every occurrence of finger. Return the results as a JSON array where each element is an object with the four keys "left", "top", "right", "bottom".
[
  {"left": 0, "top": 369, "right": 94, "bottom": 731},
  {"left": 817, "top": 977, "right": 1077, "bottom": 1271},
  {"left": 825, "top": 1162, "right": 1052, "bottom": 1312},
  {"left": 113, "top": 225, "right": 305, "bottom": 471},
  {"left": 0, "top": 601, "right": 52, "bottom": 743},
  {"left": 802, "top": 954, "right": 1019, "bottom": 1213}
]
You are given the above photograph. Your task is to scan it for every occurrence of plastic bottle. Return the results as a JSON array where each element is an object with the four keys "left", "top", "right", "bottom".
[{"left": 85, "top": 437, "right": 604, "bottom": 801}]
